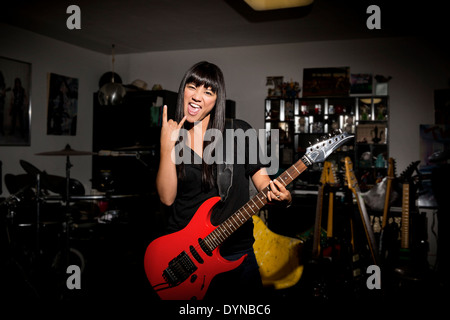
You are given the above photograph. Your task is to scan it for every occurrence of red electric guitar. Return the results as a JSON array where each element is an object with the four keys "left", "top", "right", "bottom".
[{"left": 144, "top": 130, "right": 353, "bottom": 300}]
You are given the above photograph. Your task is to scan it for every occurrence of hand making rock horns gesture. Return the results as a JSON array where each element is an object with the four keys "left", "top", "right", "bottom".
[{"left": 160, "top": 105, "right": 187, "bottom": 155}]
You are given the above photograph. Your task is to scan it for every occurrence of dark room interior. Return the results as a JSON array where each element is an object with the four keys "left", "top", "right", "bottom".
[{"left": 1, "top": 0, "right": 449, "bottom": 315}]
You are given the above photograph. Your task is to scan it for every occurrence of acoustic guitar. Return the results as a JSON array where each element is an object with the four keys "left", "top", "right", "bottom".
[{"left": 144, "top": 130, "right": 353, "bottom": 300}]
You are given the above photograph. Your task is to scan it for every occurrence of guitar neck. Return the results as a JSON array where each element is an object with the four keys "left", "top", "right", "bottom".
[
  {"left": 381, "top": 177, "right": 394, "bottom": 228},
  {"left": 204, "top": 155, "right": 310, "bottom": 251},
  {"left": 401, "top": 183, "right": 410, "bottom": 249},
  {"left": 345, "top": 159, "right": 379, "bottom": 265},
  {"left": 382, "top": 158, "right": 395, "bottom": 228},
  {"left": 312, "top": 184, "right": 325, "bottom": 258}
]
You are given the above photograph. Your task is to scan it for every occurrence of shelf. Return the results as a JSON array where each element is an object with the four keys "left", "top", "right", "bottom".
[{"left": 264, "top": 95, "right": 389, "bottom": 186}]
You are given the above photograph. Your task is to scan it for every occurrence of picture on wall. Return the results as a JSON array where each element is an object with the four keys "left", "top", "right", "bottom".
[
  {"left": 350, "top": 73, "right": 373, "bottom": 94},
  {"left": 0, "top": 56, "right": 31, "bottom": 146},
  {"left": 47, "top": 73, "right": 79, "bottom": 136},
  {"left": 302, "top": 67, "right": 350, "bottom": 97}
]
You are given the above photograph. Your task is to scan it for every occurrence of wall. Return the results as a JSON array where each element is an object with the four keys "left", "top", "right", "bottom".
[
  {"left": 0, "top": 24, "right": 116, "bottom": 196},
  {"left": 1, "top": 22, "right": 449, "bottom": 197},
  {"left": 127, "top": 37, "right": 450, "bottom": 174}
]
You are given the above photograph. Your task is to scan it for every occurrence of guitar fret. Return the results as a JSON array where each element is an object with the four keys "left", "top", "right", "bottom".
[
  {"left": 239, "top": 209, "right": 247, "bottom": 221},
  {"left": 219, "top": 224, "right": 227, "bottom": 236},
  {"left": 278, "top": 176, "right": 287, "bottom": 186},
  {"left": 285, "top": 170, "right": 293, "bottom": 181},
  {"left": 209, "top": 235, "right": 218, "bottom": 248},
  {"left": 217, "top": 229, "right": 226, "bottom": 241},
  {"left": 208, "top": 237, "right": 215, "bottom": 250},
  {"left": 230, "top": 215, "right": 238, "bottom": 228},
  {"left": 204, "top": 237, "right": 212, "bottom": 250},
  {"left": 225, "top": 222, "right": 233, "bottom": 234},
  {"left": 223, "top": 221, "right": 230, "bottom": 233},
  {"left": 401, "top": 184, "right": 410, "bottom": 249},
  {"left": 293, "top": 165, "right": 301, "bottom": 174},
  {"left": 249, "top": 200, "right": 257, "bottom": 213},
  {"left": 256, "top": 194, "right": 265, "bottom": 206},
  {"left": 209, "top": 237, "right": 217, "bottom": 250},
  {"left": 301, "top": 155, "right": 311, "bottom": 166},
  {"left": 212, "top": 234, "right": 220, "bottom": 246}
]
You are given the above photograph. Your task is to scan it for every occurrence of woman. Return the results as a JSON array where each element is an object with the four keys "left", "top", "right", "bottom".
[{"left": 156, "top": 61, "right": 292, "bottom": 300}]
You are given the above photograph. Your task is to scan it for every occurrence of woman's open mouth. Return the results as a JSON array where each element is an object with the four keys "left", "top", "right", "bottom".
[{"left": 187, "top": 103, "right": 202, "bottom": 116}]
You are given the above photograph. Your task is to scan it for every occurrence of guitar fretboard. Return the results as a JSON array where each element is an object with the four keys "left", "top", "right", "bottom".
[
  {"left": 203, "top": 155, "right": 310, "bottom": 251},
  {"left": 345, "top": 157, "right": 380, "bottom": 266},
  {"left": 401, "top": 183, "right": 410, "bottom": 249},
  {"left": 312, "top": 185, "right": 325, "bottom": 258}
]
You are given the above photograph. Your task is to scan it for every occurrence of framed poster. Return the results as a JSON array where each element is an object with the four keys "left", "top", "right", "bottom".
[
  {"left": 356, "top": 123, "right": 387, "bottom": 144},
  {"left": 47, "top": 73, "right": 79, "bottom": 136},
  {"left": 350, "top": 73, "right": 373, "bottom": 94},
  {"left": 302, "top": 67, "right": 350, "bottom": 97},
  {"left": 0, "top": 56, "right": 31, "bottom": 146}
]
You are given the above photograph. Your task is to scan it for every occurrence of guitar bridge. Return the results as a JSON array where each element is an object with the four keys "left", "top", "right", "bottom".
[{"left": 163, "top": 251, "right": 198, "bottom": 286}]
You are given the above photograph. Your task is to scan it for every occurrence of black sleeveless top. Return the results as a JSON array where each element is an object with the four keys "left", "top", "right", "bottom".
[{"left": 166, "top": 119, "right": 267, "bottom": 255}]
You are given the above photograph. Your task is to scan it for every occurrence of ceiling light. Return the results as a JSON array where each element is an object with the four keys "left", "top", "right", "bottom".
[
  {"left": 244, "top": 0, "right": 314, "bottom": 11},
  {"left": 98, "top": 44, "right": 126, "bottom": 106}
]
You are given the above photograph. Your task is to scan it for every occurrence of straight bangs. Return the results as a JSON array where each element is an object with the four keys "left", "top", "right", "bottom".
[{"left": 186, "top": 69, "right": 220, "bottom": 94}]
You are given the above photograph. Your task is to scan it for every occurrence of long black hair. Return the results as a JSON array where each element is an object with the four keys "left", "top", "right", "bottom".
[{"left": 175, "top": 61, "right": 227, "bottom": 190}]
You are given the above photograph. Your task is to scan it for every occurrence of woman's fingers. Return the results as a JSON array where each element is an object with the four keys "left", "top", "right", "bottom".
[
  {"left": 178, "top": 115, "right": 187, "bottom": 129},
  {"left": 267, "top": 180, "right": 289, "bottom": 202},
  {"left": 162, "top": 105, "right": 168, "bottom": 124}
]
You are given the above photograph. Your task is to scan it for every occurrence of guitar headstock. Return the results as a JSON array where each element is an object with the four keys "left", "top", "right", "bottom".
[
  {"left": 320, "top": 161, "right": 339, "bottom": 186},
  {"left": 304, "top": 130, "right": 354, "bottom": 165},
  {"left": 344, "top": 156, "right": 358, "bottom": 194}
]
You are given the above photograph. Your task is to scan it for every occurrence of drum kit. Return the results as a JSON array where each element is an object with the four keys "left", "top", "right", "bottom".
[{"left": 1, "top": 144, "right": 149, "bottom": 299}]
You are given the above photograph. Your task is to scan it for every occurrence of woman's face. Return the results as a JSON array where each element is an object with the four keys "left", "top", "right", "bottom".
[{"left": 183, "top": 82, "right": 217, "bottom": 124}]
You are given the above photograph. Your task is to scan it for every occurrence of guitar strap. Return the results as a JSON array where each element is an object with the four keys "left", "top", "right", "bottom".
[{"left": 217, "top": 118, "right": 234, "bottom": 202}]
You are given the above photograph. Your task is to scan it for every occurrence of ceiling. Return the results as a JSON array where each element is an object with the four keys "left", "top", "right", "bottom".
[{"left": 1, "top": 0, "right": 449, "bottom": 55}]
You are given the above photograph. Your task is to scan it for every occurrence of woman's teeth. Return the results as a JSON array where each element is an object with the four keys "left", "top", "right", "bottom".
[{"left": 188, "top": 103, "right": 201, "bottom": 115}]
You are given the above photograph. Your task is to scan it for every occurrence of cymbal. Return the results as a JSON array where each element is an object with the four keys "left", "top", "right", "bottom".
[
  {"left": 19, "top": 159, "right": 85, "bottom": 196},
  {"left": 20, "top": 159, "right": 42, "bottom": 176},
  {"left": 36, "top": 144, "right": 94, "bottom": 156},
  {"left": 43, "top": 193, "right": 139, "bottom": 201},
  {"left": 116, "top": 143, "right": 155, "bottom": 151}
]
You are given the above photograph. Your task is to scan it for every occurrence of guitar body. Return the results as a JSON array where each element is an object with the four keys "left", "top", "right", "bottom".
[{"left": 144, "top": 196, "right": 246, "bottom": 300}]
